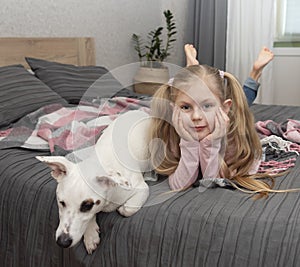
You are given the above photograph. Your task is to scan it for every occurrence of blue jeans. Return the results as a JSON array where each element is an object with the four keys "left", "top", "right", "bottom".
[{"left": 243, "top": 77, "right": 259, "bottom": 106}]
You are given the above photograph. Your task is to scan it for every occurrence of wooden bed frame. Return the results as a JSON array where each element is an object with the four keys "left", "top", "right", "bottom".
[{"left": 0, "top": 37, "right": 95, "bottom": 68}]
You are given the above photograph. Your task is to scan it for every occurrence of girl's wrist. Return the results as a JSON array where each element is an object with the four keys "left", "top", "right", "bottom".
[
  {"left": 180, "top": 138, "right": 199, "bottom": 147},
  {"left": 200, "top": 137, "right": 222, "bottom": 149}
]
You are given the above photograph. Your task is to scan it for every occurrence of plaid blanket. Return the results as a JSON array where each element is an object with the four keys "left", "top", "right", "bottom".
[
  {"left": 0, "top": 97, "right": 298, "bottom": 175},
  {"left": 0, "top": 97, "right": 151, "bottom": 157}
]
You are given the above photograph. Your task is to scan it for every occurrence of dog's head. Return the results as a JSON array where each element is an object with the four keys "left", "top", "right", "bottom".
[{"left": 36, "top": 155, "right": 125, "bottom": 248}]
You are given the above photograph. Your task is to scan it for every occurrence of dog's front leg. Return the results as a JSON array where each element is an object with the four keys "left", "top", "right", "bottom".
[
  {"left": 83, "top": 215, "right": 100, "bottom": 254},
  {"left": 118, "top": 182, "right": 149, "bottom": 217}
]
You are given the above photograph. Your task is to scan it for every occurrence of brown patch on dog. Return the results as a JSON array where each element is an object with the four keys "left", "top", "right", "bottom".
[{"left": 80, "top": 199, "right": 94, "bottom": 212}]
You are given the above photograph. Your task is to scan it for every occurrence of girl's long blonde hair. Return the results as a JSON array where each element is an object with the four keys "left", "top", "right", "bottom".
[{"left": 149, "top": 65, "right": 289, "bottom": 197}]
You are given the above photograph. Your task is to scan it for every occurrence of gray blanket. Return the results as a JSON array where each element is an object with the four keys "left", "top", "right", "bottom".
[{"left": 1, "top": 104, "right": 300, "bottom": 267}]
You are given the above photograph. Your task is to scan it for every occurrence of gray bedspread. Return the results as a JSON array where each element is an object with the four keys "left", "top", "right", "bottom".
[{"left": 1, "top": 104, "right": 300, "bottom": 267}]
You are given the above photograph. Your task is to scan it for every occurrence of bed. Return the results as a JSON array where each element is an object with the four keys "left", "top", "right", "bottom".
[{"left": 1, "top": 37, "right": 300, "bottom": 267}]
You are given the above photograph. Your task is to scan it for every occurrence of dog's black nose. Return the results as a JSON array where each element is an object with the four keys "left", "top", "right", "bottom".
[{"left": 56, "top": 233, "right": 73, "bottom": 248}]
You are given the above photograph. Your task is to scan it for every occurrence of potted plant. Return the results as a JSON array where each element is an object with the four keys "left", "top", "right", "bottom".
[{"left": 132, "top": 10, "right": 177, "bottom": 95}]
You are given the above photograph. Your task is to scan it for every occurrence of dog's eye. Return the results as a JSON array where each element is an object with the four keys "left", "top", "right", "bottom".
[
  {"left": 80, "top": 199, "right": 94, "bottom": 212},
  {"left": 59, "top": 201, "right": 66, "bottom": 207}
]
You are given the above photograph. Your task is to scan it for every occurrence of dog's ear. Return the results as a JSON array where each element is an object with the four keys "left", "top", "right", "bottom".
[{"left": 36, "top": 156, "right": 74, "bottom": 181}]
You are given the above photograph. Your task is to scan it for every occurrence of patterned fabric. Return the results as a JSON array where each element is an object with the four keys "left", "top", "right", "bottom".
[
  {"left": 255, "top": 119, "right": 300, "bottom": 174},
  {"left": 255, "top": 119, "right": 300, "bottom": 144},
  {"left": 0, "top": 97, "right": 150, "bottom": 156},
  {"left": 1, "top": 99, "right": 298, "bottom": 179},
  {"left": 254, "top": 119, "right": 300, "bottom": 174},
  {"left": 259, "top": 135, "right": 300, "bottom": 174}
]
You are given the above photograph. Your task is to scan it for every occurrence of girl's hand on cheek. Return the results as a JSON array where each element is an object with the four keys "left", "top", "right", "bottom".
[
  {"left": 171, "top": 105, "right": 198, "bottom": 141},
  {"left": 205, "top": 107, "right": 229, "bottom": 141}
]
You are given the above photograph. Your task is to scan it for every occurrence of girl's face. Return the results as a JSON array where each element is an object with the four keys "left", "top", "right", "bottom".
[{"left": 174, "top": 81, "right": 222, "bottom": 141}]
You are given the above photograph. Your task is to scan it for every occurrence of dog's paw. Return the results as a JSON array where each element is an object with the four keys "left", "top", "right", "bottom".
[
  {"left": 83, "top": 224, "right": 100, "bottom": 254},
  {"left": 118, "top": 205, "right": 140, "bottom": 217}
]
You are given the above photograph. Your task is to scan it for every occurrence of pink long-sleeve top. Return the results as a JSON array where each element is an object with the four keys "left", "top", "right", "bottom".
[{"left": 168, "top": 138, "right": 260, "bottom": 190}]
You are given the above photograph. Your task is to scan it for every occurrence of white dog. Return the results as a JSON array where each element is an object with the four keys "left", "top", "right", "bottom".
[{"left": 37, "top": 110, "right": 151, "bottom": 254}]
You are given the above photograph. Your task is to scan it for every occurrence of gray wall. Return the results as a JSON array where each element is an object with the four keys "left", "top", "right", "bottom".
[
  {"left": 0, "top": 0, "right": 192, "bottom": 70},
  {"left": 1, "top": 1, "right": 298, "bottom": 105}
]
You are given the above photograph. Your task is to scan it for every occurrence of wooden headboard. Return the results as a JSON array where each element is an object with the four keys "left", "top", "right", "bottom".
[{"left": 0, "top": 37, "right": 95, "bottom": 68}]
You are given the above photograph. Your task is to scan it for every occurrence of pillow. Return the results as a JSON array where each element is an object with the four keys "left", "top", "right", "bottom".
[
  {"left": 26, "top": 57, "right": 124, "bottom": 104},
  {"left": 112, "top": 88, "right": 151, "bottom": 99},
  {"left": 0, "top": 64, "right": 68, "bottom": 128}
]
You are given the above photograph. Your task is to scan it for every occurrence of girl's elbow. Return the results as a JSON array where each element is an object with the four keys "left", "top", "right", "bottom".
[{"left": 168, "top": 179, "right": 179, "bottom": 190}]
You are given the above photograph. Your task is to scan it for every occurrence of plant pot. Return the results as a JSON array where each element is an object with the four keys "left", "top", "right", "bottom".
[{"left": 133, "top": 66, "right": 170, "bottom": 95}]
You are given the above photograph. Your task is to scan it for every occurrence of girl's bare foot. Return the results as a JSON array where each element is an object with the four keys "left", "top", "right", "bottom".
[
  {"left": 250, "top": 47, "right": 274, "bottom": 81},
  {"left": 185, "top": 44, "right": 199, "bottom": 66}
]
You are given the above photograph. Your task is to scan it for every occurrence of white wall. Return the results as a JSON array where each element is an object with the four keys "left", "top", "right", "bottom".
[
  {"left": 0, "top": 0, "right": 190, "bottom": 70},
  {"left": 272, "top": 48, "right": 300, "bottom": 106}
]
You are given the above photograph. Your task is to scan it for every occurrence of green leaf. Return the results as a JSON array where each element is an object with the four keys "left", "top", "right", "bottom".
[{"left": 131, "top": 9, "right": 177, "bottom": 63}]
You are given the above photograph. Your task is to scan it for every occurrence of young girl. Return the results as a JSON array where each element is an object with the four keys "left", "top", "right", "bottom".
[{"left": 149, "top": 64, "right": 275, "bottom": 197}]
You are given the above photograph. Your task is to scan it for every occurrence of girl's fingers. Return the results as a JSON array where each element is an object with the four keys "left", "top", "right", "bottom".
[
  {"left": 172, "top": 106, "right": 185, "bottom": 133},
  {"left": 211, "top": 109, "right": 228, "bottom": 139},
  {"left": 179, "top": 112, "right": 193, "bottom": 138},
  {"left": 172, "top": 105, "right": 180, "bottom": 125},
  {"left": 214, "top": 112, "right": 220, "bottom": 131},
  {"left": 219, "top": 107, "right": 229, "bottom": 123},
  {"left": 176, "top": 108, "right": 184, "bottom": 131},
  {"left": 173, "top": 106, "right": 197, "bottom": 141}
]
